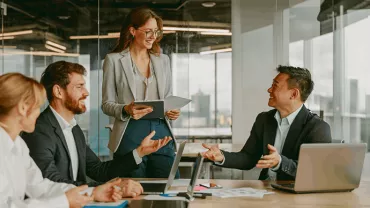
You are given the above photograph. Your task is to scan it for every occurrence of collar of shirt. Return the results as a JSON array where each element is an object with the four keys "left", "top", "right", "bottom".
[
  {"left": 0, "top": 126, "right": 20, "bottom": 156},
  {"left": 132, "top": 59, "right": 155, "bottom": 79},
  {"left": 50, "top": 106, "right": 77, "bottom": 130},
  {"left": 274, "top": 104, "right": 303, "bottom": 126}
]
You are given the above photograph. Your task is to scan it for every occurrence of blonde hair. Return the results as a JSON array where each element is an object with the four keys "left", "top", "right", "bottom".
[{"left": 0, "top": 73, "right": 46, "bottom": 117}]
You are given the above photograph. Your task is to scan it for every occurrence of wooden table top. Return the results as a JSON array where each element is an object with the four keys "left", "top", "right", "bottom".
[{"left": 129, "top": 179, "right": 370, "bottom": 207}]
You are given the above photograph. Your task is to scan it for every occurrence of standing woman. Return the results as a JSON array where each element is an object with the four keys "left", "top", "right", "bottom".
[
  {"left": 102, "top": 7, "right": 180, "bottom": 178},
  {"left": 0, "top": 73, "right": 122, "bottom": 208}
]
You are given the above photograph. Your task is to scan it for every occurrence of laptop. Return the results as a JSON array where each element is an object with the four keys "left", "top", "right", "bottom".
[
  {"left": 140, "top": 141, "right": 186, "bottom": 194},
  {"left": 130, "top": 154, "right": 204, "bottom": 207},
  {"left": 271, "top": 143, "right": 367, "bottom": 193}
]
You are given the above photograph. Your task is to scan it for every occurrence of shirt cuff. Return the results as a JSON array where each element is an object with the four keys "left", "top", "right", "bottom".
[
  {"left": 214, "top": 151, "right": 225, "bottom": 165},
  {"left": 271, "top": 155, "right": 282, "bottom": 172},
  {"left": 79, "top": 187, "right": 94, "bottom": 197},
  {"left": 133, "top": 149, "right": 143, "bottom": 165}
]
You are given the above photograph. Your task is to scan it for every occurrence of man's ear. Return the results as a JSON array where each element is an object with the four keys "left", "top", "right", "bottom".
[
  {"left": 52, "top": 85, "right": 63, "bottom": 100},
  {"left": 291, "top": 88, "right": 300, "bottom": 100}
]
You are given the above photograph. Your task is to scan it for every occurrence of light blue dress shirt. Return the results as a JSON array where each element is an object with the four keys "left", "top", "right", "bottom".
[{"left": 268, "top": 104, "right": 303, "bottom": 180}]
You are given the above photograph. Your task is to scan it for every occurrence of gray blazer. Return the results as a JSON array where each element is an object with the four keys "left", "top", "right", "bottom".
[{"left": 101, "top": 48, "right": 175, "bottom": 152}]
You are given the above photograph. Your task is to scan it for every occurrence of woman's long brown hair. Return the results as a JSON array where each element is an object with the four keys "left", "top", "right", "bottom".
[{"left": 112, "top": 7, "right": 163, "bottom": 55}]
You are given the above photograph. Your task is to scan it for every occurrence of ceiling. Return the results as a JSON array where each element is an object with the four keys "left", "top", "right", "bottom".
[{"left": 1, "top": 0, "right": 231, "bottom": 54}]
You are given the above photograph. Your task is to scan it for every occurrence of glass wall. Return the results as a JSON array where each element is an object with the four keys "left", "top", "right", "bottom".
[
  {"left": 288, "top": 0, "right": 370, "bottom": 147},
  {"left": 0, "top": 0, "right": 232, "bottom": 159}
]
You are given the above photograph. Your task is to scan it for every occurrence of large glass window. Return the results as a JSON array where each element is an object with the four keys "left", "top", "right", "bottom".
[{"left": 0, "top": 1, "right": 232, "bottom": 158}]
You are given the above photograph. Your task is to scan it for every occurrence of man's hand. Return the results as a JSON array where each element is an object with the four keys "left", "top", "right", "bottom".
[
  {"left": 65, "top": 185, "right": 93, "bottom": 208},
  {"left": 201, "top": 143, "right": 224, "bottom": 162},
  {"left": 118, "top": 179, "right": 143, "bottom": 198},
  {"left": 136, "top": 131, "right": 172, "bottom": 157},
  {"left": 165, "top": 109, "right": 180, "bottom": 120},
  {"left": 256, "top": 144, "right": 281, "bottom": 169},
  {"left": 93, "top": 179, "right": 122, "bottom": 202},
  {"left": 124, "top": 102, "right": 153, "bottom": 120}
]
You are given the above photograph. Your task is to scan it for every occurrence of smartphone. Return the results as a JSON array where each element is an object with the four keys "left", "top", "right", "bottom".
[{"left": 199, "top": 183, "right": 222, "bottom": 189}]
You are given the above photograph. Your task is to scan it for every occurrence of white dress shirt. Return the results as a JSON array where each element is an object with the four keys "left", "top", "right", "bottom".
[
  {"left": 0, "top": 126, "right": 75, "bottom": 208},
  {"left": 50, "top": 107, "right": 79, "bottom": 181},
  {"left": 50, "top": 106, "right": 142, "bottom": 167}
]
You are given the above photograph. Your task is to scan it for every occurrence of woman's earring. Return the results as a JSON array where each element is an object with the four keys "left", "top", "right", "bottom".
[{"left": 132, "top": 35, "right": 134, "bottom": 39}]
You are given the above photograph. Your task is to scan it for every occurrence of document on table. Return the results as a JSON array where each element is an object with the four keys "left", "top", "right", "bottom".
[
  {"left": 202, "top": 188, "right": 274, "bottom": 198},
  {"left": 164, "top": 96, "right": 191, "bottom": 112}
]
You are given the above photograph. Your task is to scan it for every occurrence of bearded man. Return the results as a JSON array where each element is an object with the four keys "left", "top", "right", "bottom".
[{"left": 22, "top": 61, "right": 172, "bottom": 197}]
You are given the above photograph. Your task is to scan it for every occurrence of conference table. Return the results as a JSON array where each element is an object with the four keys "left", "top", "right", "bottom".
[{"left": 129, "top": 179, "right": 370, "bottom": 207}]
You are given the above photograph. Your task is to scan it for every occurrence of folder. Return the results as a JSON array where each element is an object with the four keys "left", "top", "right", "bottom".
[{"left": 83, "top": 200, "right": 128, "bottom": 208}]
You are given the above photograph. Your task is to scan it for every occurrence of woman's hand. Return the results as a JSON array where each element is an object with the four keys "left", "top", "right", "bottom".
[
  {"left": 124, "top": 102, "right": 153, "bottom": 120},
  {"left": 165, "top": 109, "right": 180, "bottom": 120}
]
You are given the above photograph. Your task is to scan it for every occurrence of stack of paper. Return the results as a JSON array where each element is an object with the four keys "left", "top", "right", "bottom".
[
  {"left": 83, "top": 200, "right": 128, "bottom": 208},
  {"left": 202, "top": 188, "right": 274, "bottom": 199}
]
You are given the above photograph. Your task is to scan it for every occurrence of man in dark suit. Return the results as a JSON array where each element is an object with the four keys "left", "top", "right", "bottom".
[
  {"left": 202, "top": 65, "right": 332, "bottom": 181},
  {"left": 22, "top": 61, "right": 171, "bottom": 196}
]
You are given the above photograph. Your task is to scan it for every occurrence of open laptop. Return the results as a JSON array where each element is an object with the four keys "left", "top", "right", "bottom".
[
  {"left": 140, "top": 141, "right": 186, "bottom": 194},
  {"left": 130, "top": 154, "right": 204, "bottom": 208},
  {"left": 271, "top": 143, "right": 367, "bottom": 193}
]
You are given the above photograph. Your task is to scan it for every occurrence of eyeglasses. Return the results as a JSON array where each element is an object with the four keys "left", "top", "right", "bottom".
[{"left": 136, "top": 28, "right": 163, "bottom": 38}]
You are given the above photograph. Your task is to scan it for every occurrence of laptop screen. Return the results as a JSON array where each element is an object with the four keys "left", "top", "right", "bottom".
[{"left": 187, "top": 154, "right": 204, "bottom": 194}]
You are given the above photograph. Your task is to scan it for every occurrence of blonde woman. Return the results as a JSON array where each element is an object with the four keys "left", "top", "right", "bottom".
[{"left": 0, "top": 73, "right": 122, "bottom": 208}]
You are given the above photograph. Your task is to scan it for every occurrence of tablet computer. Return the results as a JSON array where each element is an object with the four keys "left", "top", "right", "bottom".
[{"left": 134, "top": 100, "right": 164, "bottom": 119}]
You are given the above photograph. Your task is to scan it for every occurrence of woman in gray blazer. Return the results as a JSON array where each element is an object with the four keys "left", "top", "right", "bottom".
[{"left": 102, "top": 7, "right": 180, "bottom": 178}]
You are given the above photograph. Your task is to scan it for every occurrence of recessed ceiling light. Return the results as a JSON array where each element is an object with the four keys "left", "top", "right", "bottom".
[{"left": 201, "top": 2, "right": 216, "bottom": 8}]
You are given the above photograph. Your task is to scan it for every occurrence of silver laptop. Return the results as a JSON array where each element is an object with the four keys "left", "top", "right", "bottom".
[
  {"left": 131, "top": 154, "right": 204, "bottom": 207},
  {"left": 271, "top": 143, "right": 367, "bottom": 193},
  {"left": 140, "top": 141, "right": 186, "bottom": 194}
]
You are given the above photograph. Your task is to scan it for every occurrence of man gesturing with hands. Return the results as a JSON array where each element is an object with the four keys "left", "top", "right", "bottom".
[{"left": 202, "top": 66, "right": 332, "bottom": 181}]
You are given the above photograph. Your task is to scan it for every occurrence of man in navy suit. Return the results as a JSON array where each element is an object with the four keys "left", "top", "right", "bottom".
[{"left": 202, "top": 65, "right": 332, "bottom": 181}]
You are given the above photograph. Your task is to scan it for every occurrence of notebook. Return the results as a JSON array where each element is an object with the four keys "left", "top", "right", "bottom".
[{"left": 83, "top": 200, "right": 128, "bottom": 208}]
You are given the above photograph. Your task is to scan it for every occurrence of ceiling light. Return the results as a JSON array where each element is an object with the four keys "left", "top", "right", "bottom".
[
  {"left": 201, "top": 2, "right": 216, "bottom": 8},
  {"left": 70, "top": 35, "right": 119, "bottom": 40},
  {"left": 0, "top": 30, "right": 33, "bottom": 37},
  {"left": 0, "top": 51, "right": 79, "bottom": 57},
  {"left": 0, "top": 45, "right": 16, "bottom": 49},
  {"left": 0, "top": 36, "right": 15, "bottom": 40},
  {"left": 163, "top": 26, "right": 229, "bottom": 33},
  {"left": 45, "top": 44, "right": 65, "bottom": 53},
  {"left": 200, "top": 48, "right": 232, "bottom": 55},
  {"left": 46, "top": 41, "right": 66, "bottom": 50},
  {"left": 200, "top": 32, "right": 232, "bottom": 36}
]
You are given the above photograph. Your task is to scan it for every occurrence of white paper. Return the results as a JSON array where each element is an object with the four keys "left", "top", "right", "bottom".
[
  {"left": 143, "top": 195, "right": 188, "bottom": 201},
  {"left": 203, "top": 188, "right": 274, "bottom": 199},
  {"left": 164, "top": 96, "right": 191, "bottom": 111}
]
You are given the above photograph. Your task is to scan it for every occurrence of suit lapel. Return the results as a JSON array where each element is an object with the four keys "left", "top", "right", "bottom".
[
  {"left": 150, "top": 53, "right": 165, "bottom": 99},
  {"left": 120, "top": 48, "right": 136, "bottom": 100},
  {"left": 263, "top": 110, "right": 278, "bottom": 155},
  {"left": 281, "top": 105, "right": 309, "bottom": 156},
  {"left": 45, "top": 107, "right": 74, "bottom": 179}
]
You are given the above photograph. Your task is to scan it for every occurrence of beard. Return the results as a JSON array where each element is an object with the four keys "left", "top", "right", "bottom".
[{"left": 65, "top": 94, "right": 87, "bottom": 115}]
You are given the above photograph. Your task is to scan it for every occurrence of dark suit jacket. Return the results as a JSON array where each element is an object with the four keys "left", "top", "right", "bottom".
[
  {"left": 22, "top": 107, "right": 139, "bottom": 186},
  {"left": 220, "top": 105, "right": 332, "bottom": 180}
]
